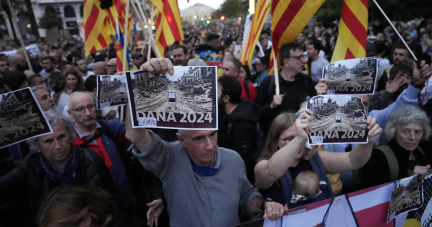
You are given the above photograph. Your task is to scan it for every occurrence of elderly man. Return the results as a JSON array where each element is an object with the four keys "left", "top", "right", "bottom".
[
  {"left": 93, "top": 61, "right": 107, "bottom": 75},
  {"left": 66, "top": 92, "right": 134, "bottom": 215},
  {"left": 126, "top": 58, "right": 284, "bottom": 227},
  {"left": 222, "top": 56, "right": 257, "bottom": 102},
  {"left": 32, "top": 85, "right": 55, "bottom": 111}
]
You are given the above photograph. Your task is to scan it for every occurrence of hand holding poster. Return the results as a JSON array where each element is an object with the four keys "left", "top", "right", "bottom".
[
  {"left": 96, "top": 75, "right": 128, "bottom": 109},
  {"left": 307, "top": 95, "right": 368, "bottom": 144},
  {"left": 126, "top": 66, "right": 217, "bottom": 129},
  {"left": 0, "top": 88, "right": 52, "bottom": 149},
  {"left": 323, "top": 57, "right": 377, "bottom": 95}
]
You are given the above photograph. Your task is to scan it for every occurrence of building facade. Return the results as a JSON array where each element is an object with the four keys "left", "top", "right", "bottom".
[{"left": 180, "top": 3, "right": 215, "bottom": 25}]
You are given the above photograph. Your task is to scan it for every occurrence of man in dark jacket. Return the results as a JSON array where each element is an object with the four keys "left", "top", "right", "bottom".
[
  {"left": 255, "top": 42, "right": 316, "bottom": 137},
  {"left": 217, "top": 75, "right": 259, "bottom": 184}
]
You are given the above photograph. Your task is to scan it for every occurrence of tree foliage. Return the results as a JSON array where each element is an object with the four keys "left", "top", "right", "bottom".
[
  {"left": 316, "top": 0, "right": 432, "bottom": 25},
  {"left": 212, "top": 0, "right": 248, "bottom": 19},
  {"left": 39, "top": 11, "right": 63, "bottom": 29}
]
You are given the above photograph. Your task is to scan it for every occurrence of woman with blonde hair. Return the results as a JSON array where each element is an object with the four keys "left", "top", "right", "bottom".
[{"left": 255, "top": 109, "right": 382, "bottom": 208}]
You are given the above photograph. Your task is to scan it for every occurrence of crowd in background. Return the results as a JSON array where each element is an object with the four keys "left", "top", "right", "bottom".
[{"left": 0, "top": 17, "right": 432, "bottom": 227}]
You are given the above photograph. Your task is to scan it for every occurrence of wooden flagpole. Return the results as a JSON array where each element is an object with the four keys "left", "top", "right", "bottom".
[
  {"left": 147, "top": 4, "right": 154, "bottom": 60},
  {"left": 6, "top": 0, "right": 33, "bottom": 73},
  {"left": 273, "top": 50, "right": 280, "bottom": 95},
  {"left": 122, "top": 0, "right": 130, "bottom": 75}
]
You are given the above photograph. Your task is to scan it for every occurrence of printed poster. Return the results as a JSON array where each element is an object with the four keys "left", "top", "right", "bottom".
[
  {"left": 126, "top": 66, "right": 218, "bottom": 129},
  {"left": 307, "top": 95, "right": 368, "bottom": 145},
  {"left": 387, "top": 175, "right": 422, "bottom": 222},
  {"left": 0, "top": 88, "right": 53, "bottom": 149},
  {"left": 0, "top": 43, "right": 41, "bottom": 57},
  {"left": 323, "top": 57, "right": 377, "bottom": 95},
  {"left": 96, "top": 75, "right": 127, "bottom": 109},
  {"left": 404, "top": 170, "right": 432, "bottom": 226}
]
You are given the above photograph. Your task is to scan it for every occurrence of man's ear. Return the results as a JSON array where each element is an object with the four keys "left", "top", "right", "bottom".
[
  {"left": 223, "top": 94, "right": 230, "bottom": 103},
  {"left": 176, "top": 133, "right": 187, "bottom": 148},
  {"left": 283, "top": 58, "right": 289, "bottom": 68}
]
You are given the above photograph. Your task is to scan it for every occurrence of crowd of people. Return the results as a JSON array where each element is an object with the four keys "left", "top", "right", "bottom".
[{"left": 1, "top": 17, "right": 432, "bottom": 227}]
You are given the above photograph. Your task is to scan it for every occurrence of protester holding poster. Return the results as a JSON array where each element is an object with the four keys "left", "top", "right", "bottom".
[
  {"left": 0, "top": 112, "right": 117, "bottom": 226},
  {"left": 254, "top": 109, "right": 382, "bottom": 209},
  {"left": 360, "top": 105, "right": 432, "bottom": 189},
  {"left": 126, "top": 58, "right": 285, "bottom": 227}
]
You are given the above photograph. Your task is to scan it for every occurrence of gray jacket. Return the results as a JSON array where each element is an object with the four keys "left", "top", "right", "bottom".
[{"left": 132, "top": 131, "right": 261, "bottom": 227}]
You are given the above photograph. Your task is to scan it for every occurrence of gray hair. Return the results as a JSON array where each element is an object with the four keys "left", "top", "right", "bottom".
[
  {"left": 27, "top": 110, "right": 76, "bottom": 153},
  {"left": 223, "top": 56, "right": 241, "bottom": 72},
  {"left": 67, "top": 91, "right": 96, "bottom": 109},
  {"left": 188, "top": 59, "right": 207, "bottom": 66},
  {"left": 31, "top": 85, "right": 49, "bottom": 93},
  {"left": 385, "top": 105, "right": 431, "bottom": 141}
]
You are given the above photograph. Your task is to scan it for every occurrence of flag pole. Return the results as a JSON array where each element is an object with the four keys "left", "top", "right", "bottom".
[
  {"left": 147, "top": 4, "right": 154, "bottom": 60},
  {"left": 6, "top": 0, "right": 34, "bottom": 73},
  {"left": 273, "top": 49, "right": 280, "bottom": 95},
  {"left": 115, "top": 16, "right": 121, "bottom": 73},
  {"left": 372, "top": 0, "right": 417, "bottom": 61},
  {"left": 123, "top": 0, "right": 130, "bottom": 75},
  {"left": 130, "top": 0, "right": 161, "bottom": 57}
]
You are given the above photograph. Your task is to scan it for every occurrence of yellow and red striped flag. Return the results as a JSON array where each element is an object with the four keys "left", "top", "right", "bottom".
[
  {"left": 331, "top": 0, "right": 368, "bottom": 63},
  {"left": 84, "top": 0, "right": 116, "bottom": 56},
  {"left": 239, "top": 0, "right": 271, "bottom": 69},
  {"left": 268, "top": 0, "right": 325, "bottom": 75},
  {"left": 152, "top": 0, "right": 184, "bottom": 57}
]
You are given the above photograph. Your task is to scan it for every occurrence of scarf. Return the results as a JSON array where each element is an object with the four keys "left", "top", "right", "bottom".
[
  {"left": 39, "top": 146, "right": 78, "bottom": 184},
  {"left": 192, "top": 162, "right": 222, "bottom": 176}
]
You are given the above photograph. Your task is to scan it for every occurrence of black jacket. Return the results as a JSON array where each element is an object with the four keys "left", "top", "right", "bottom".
[
  {"left": 0, "top": 146, "right": 117, "bottom": 226},
  {"left": 360, "top": 139, "right": 431, "bottom": 189},
  {"left": 218, "top": 98, "right": 259, "bottom": 184},
  {"left": 369, "top": 90, "right": 397, "bottom": 112}
]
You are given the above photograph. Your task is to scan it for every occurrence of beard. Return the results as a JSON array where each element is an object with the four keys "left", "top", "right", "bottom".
[
  {"left": 17, "top": 64, "right": 26, "bottom": 71},
  {"left": 218, "top": 96, "right": 225, "bottom": 110}
]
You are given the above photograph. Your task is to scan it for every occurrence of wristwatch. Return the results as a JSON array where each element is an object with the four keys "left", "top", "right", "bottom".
[
  {"left": 260, "top": 198, "right": 273, "bottom": 211},
  {"left": 411, "top": 81, "right": 425, "bottom": 89}
]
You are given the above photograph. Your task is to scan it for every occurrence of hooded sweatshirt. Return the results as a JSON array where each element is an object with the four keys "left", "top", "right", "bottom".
[{"left": 218, "top": 98, "right": 260, "bottom": 184}]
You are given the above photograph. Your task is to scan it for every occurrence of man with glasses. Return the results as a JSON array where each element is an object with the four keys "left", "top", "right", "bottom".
[
  {"left": 67, "top": 91, "right": 133, "bottom": 215},
  {"left": 255, "top": 42, "right": 316, "bottom": 137}
]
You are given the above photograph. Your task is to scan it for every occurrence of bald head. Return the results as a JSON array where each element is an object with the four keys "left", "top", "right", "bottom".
[
  {"left": 107, "top": 58, "right": 117, "bottom": 75},
  {"left": 93, "top": 62, "right": 107, "bottom": 75},
  {"left": 8, "top": 54, "right": 25, "bottom": 70}
]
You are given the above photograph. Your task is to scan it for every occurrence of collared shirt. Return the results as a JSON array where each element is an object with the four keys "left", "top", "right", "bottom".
[{"left": 75, "top": 122, "right": 102, "bottom": 145}]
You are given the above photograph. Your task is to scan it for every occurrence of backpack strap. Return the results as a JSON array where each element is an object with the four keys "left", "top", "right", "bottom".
[
  {"left": 243, "top": 80, "right": 250, "bottom": 98},
  {"left": 376, "top": 145, "right": 399, "bottom": 181},
  {"left": 79, "top": 119, "right": 115, "bottom": 148},
  {"left": 96, "top": 119, "right": 115, "bottom": 142}
]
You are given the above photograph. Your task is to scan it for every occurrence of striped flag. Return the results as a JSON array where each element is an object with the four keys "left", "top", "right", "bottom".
[
  {"left": 268, "top": 0, "right": 325, "bottom": 75},
  {"left": 115, "top": 28, "right": 138, "bottom": 72},
  {"left": 330, "top": 0, "right": 368, "bottom": 63},
  {"left": 239, "top": 0, "right": 271, "bottom": 69},
  {"left": 151, "top": 0, "right": 184, "bottom": 57},
  {"left": 84, "top": 0, "right": 116, "bottom": 56}
]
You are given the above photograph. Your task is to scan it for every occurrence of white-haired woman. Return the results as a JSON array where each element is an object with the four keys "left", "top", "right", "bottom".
[
  {"left": 361, "top": 105, "right": 432, "bottom": 188},
  {"left": 0, "top": 111, "right": 116, "bottom": 226}
]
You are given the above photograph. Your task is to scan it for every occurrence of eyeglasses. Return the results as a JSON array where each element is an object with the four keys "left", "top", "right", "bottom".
[
  {"left": 69, "top": 104, "right": 95, "bottom": 113},
  {"left": 399, "top": 128, "right": 423, "bottom": 138},
  {"left": 288, "top": 54, "right": 307, "bottom": 61},
  {"left": 279, "top": 137, "right": 293, "bottom": 145}
]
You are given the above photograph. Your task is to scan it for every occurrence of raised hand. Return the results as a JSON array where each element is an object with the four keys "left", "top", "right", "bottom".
[
  {"left": 315, "top": 78, "right": 329, "bottom": 95},
  {"left": 140, "top": 58, "right": 174, "bottom": 76},
  {"left": 366, "top": 116, "right": 382, "bottom": 144},
  {"left": 295, "top": 109, "right": 312, "bottom": 142}
]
